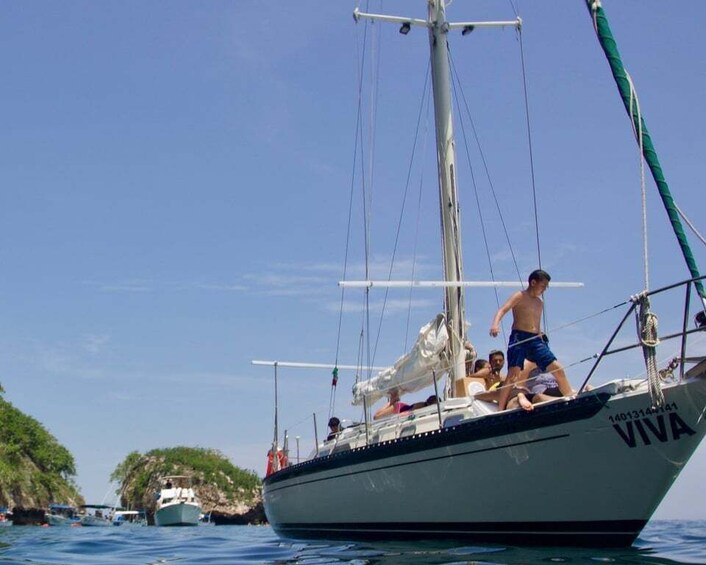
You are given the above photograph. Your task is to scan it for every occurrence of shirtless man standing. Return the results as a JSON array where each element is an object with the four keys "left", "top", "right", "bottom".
[{"left": 489, "top": 269, "right": 573, "bottom": 411}]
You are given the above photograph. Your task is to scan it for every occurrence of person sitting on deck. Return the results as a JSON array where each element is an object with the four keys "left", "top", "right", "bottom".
[
  {"left": 506, "top": 362, "right": 590, "bottom": 411},
  {"left": 406, "top": 394, "right": 439, "bottom": 411},
  {"left": 484, "top": 350, "right": 506, "bottom": 390},
  {"left": 326, "top": 417, "right": 343, "bottom": 441},
  {"left": 373, "top": 389, "right": 411, "bottom": 420},
  {"left": 455, "top": 350, "right": 506, "bottom": 398}
]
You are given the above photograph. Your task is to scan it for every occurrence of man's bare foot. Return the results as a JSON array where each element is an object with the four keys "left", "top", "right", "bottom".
[{"left": 518, "top": 393, "right": 534, "bottom": 412}]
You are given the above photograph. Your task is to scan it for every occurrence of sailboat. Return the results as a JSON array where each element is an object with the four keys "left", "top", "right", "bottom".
[{"left": 258, "top": 1, "right": 706, "bottom": 547}]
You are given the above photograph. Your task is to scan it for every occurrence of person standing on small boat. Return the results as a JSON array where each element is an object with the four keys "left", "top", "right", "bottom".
[{"left": 489, "top": 269, "right": 573, "bottom": 411}]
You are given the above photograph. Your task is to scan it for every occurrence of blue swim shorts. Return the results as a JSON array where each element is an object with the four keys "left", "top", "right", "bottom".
[{"left": 507, "top": 329, "right": 556, "bottom": 371}]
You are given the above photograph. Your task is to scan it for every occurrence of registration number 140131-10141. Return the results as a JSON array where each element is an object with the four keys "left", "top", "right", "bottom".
[{"left": 609, "top": 402, "right": 696, "bottom": 448}]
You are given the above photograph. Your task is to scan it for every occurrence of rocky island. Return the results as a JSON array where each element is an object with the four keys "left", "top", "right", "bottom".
[
  {"left": 0, "top": 386, "right": 83, "bottom": 524},
  {"left": 111, "top": 446, "right": 264, "bottom": 524},
  {"left": 0, "top": 381, "right": 264, "bottom": 526}
]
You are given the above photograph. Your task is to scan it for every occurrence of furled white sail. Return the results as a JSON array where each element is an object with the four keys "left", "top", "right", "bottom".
[{"left": 352, "top": 313, "right": 450, "bottom": 406}]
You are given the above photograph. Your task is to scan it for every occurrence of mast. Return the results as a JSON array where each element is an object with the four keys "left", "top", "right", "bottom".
[
  {"left": 427, "top": 0, "right": 467, "bottom": 391},
  {"left": 351, "top": 5, "right": 521, "bottom": 396}
]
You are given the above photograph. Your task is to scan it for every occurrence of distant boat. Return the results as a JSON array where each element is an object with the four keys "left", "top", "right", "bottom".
[
  {"left": 112, "top": 509, "right": 147, "bottom": 527},
  {"left": 0, "top": 507, "right": 12, "bottom": 527},
  {"left": 79, "top": 504, "right": 113, "bottom": 527},
  {"left": 45, "top": 504, "right": 81, "bottom": 527},
  {"left": 154, "top": 475, "right": 201, "bottom": 527}
]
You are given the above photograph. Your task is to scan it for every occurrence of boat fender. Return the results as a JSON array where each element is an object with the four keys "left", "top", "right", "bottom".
[{"left": 265, "top": 449, "right": 288, "bottom": 476}]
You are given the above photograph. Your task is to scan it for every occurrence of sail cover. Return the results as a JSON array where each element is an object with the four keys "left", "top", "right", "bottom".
[{"left": 352, "top": 313, "right": 450, "bottom": 406}]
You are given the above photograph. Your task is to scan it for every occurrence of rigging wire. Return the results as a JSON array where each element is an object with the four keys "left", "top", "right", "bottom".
[
  {"left": 626, "top": 71, "right": 650, "bottom": 291},
  {"left": 514, "top": 11, "right": 554, "bottom": 334},
  {"left": 371, "top": 62, "right": 433, "bottom": 368},
  {"left": 506, "top": 0, "right": 538, "bottom": 270},
  {"left": 449, "top": 54, "right": 524, "bottom": 334},
  {"left": 506, "top": 0, "right": 520, "bottom": 19},
  {"left": 675, "top": 203, "right": 706, "bottom": 246},
  {"left": 448, "top": 56, "right": 523, "bottom": 286},
  {"left": 331, "top": 1, "right": 374, "bottom": 419},
  {"left": 405, "top": 87, "right": 432, "bottom": 352},
  {"left": 516, "top": 26, "right": 542, "bottom": 271},
  {"left": 546, "top": 300, "right": 629, "bottom": 334},
  {"left": 284, "top": 409, "right": 329, "bottom": 435},
  {"left": 449, "top": 58, "right": 507, "bottom": 343},
  {"left": 356, "top": 327, "right": 367, "bottom": 423}
]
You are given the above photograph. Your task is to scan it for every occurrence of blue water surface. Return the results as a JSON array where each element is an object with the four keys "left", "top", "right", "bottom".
[{"left": 0, "top": 520, "right": 704, "bottom": 564}]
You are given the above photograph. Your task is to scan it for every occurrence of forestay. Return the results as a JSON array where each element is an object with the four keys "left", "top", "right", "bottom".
[{"left": 352, "top": 314, "right": 449, "bottom": 406}]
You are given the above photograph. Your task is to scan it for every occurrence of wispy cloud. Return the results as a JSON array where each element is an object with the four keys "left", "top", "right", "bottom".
[
  {"left": 268, "top": 260, "right": 341, "bottom": 275},
  {"left": 242, "top": 256, "right": 439, "bottom": 313},
  {"left": 539, "top": 242, "right": 582, "bottom": 274},
  {"left": 80, "top": 334, "right": 110, "bottom": 355},
  {"left": 236, "top": 273, "right": 330, "bottom": 300},
  {"left": 82, "top": 279, "right": 248, "bottom": 294},
  {"left": 170, "top": 282, "right": 249, "bottom": 292},
  {"left": 36, "top": 343, "right": 108, "bottom": 380},
  {"left": 117, "top": 370, "right": 264, "bottom": 389},
  {"left": 29, "top": 334, "right": 263, "bottom": 388},
  {"left": 81, "top": 255, "right": 440, "bottom": 308},
  {"left": 95, "top": 282, "right": 154, "bottom": 293},
  {"left": 482, "top": 242, "right": 584, "bottom": 282},
  {"left": 332, "top": 297, "right": 438, "bottom": 315}
]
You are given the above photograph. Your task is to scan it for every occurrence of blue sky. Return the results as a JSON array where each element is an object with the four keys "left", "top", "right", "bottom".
[{"left": 1, "top": 1, "right": 705, "bottom": 519}]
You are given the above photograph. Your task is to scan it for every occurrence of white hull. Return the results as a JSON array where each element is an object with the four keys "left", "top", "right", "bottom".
[
  {"left": 80, "top": 515, "right": 112, "bottom": 527},
  {"left": 154, "top": 502, "right": 201, "bottom": 527},
  {"left": 46, "top": 514, "right": 81, "bottom": 527},
  {"left": 112, "top": 511, "right": 147, "bottom": 526},
  {"left": 264, "top": 376, "right": 706, "bottom": 546}
]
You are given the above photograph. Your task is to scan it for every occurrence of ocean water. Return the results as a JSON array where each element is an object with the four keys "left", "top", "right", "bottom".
[{"left": 0, "top": 521, "right": 704, "bottom": 565}]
